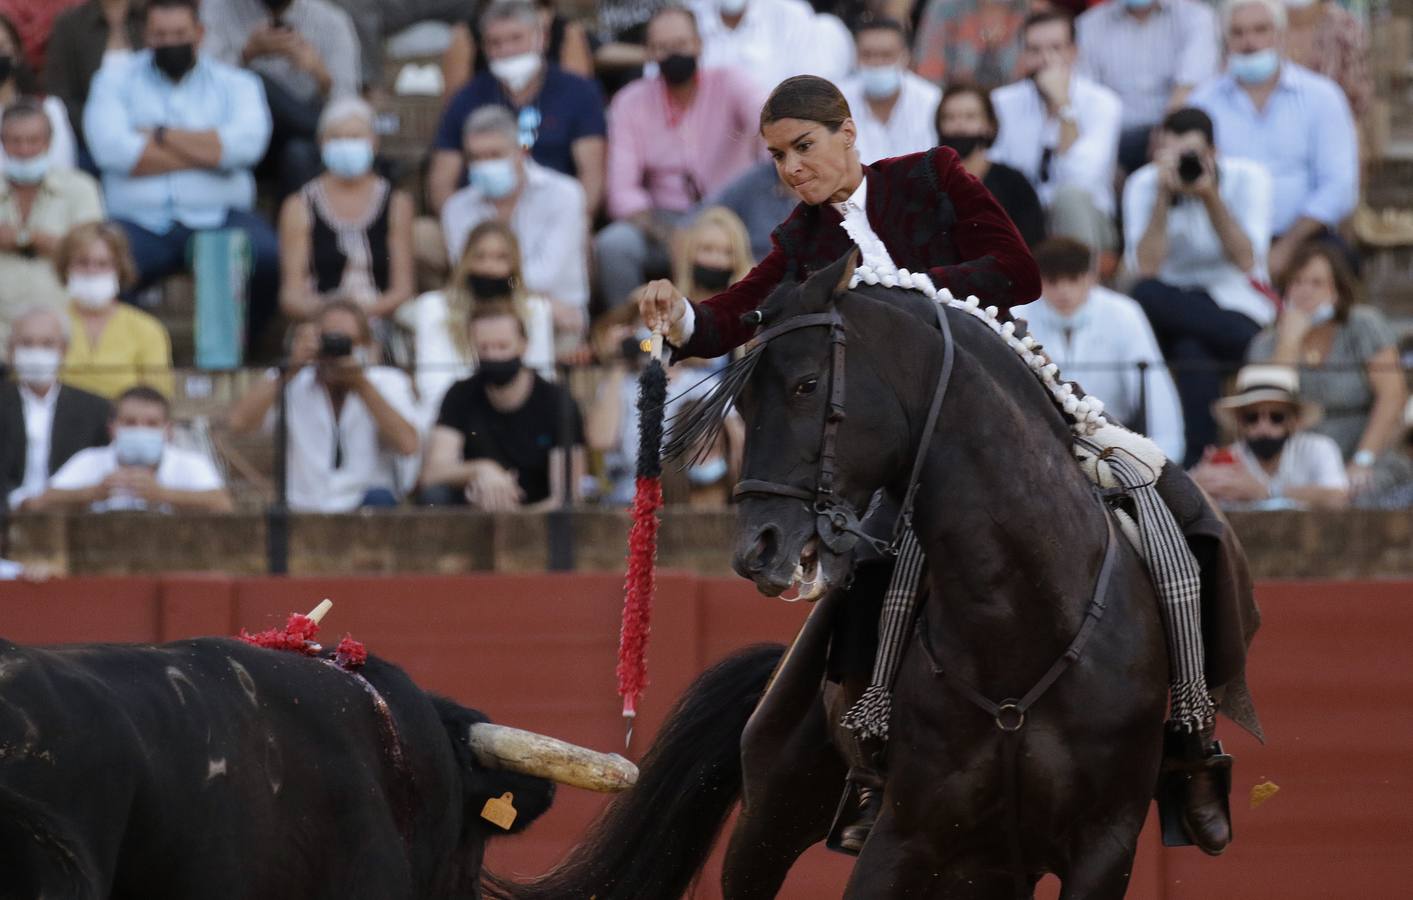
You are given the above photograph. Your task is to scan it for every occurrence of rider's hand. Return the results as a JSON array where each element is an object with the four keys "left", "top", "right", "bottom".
[{"left": 635, "top": 279, "right": 687, "bottom": 343}]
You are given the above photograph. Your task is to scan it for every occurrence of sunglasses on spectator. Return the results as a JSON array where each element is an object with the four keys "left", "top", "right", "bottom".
[
  {"left": 1239, "top": 409, "right": 1289, "bottom": 426},
  {"left": 517, "top": 106, "right": 540, "bottom": 150}
]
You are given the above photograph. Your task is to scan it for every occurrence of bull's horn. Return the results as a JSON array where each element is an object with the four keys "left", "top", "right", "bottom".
[{"left": 466, "top": 723, "right": 639, "bottom": 793}]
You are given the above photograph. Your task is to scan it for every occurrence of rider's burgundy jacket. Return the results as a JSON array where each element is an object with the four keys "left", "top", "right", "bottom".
[{"left": 678, "top": 146, "right": 1042, "bottom": 359}]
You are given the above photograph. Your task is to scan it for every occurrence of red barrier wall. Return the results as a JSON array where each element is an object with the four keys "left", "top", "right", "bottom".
[{"left": 1, "top": 574, "right": 1410, "bottom": 898}]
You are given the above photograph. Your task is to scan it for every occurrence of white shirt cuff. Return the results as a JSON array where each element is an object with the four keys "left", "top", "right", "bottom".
[{"left": 670, "top": 297, "right": 695, "bottom": 348}]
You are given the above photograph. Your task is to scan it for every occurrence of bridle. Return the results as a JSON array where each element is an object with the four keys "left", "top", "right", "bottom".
[{"left": 732, "top": 295, "right": 956, "bottom": 557}]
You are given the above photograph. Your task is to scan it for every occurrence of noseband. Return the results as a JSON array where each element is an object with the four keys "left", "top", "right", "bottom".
[{"left": 732, "top": 297, "right": 956, "bottom": 557}]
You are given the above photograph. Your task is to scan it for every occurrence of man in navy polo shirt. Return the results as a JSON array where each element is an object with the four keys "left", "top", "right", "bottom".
[{"left": 427, "top": 0, "right": 606, "bottom": 218}]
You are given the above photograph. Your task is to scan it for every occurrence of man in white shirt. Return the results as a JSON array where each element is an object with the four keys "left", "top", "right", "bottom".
[
  {"left": 990, "top": 9, "right": 1121, "bottom": 253},
  {"left": 1124, "top": 106, "right": 1274, "bottom": 465},
  {"left": 39, "top": 384, "right": 233, "bottom": 513},
  {"left": 1192, "top": 364, "right": 1348, "bottom": 509},
  {"left": 227, "top": 300, "right": 420, "bottom": 512},
  {"left": 441, "top": 105, "right": 588, "bottom": 338},
  {"left": 690, "top": 0, "right": 853, "bottom": 95},
  {"left": 1013, "top": 237, "right": 1185, "bottom": 462},
  {"left": 1, "top": 306, "right": 111, "bottom": 512},
  {"left": 840, "top": 18, "right": 941, "bottom": 163}
]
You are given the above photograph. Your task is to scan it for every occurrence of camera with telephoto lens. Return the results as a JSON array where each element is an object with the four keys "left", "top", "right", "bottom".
[
  {"left": 1177, "top": 152, "right": 1204, "bottom": 184},
  {"left": 318, "top": 333, "right": 353, "bottom": 360}
]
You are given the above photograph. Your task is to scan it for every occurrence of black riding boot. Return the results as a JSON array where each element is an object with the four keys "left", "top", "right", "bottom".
[
  {"left": 836, "top": 766, "right": 885, "bottom": 854},
  {"left": 1162, "top": 727, "right": 1233, "bottom": 856}
]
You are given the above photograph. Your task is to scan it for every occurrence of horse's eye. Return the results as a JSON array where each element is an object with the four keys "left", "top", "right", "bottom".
[{"left": 793, "top": 378, "right": 819, "bottom": 397}]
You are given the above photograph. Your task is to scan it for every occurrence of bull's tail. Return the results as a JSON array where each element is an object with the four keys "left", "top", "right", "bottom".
[
  {"left": 482, "top": 643, "right": 785, "bottom": 900},
  {"left": 0, "top": 785, "right": 100, "bottom": 899}
]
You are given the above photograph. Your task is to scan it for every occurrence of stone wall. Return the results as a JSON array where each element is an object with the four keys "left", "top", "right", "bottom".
[{"left": 6, "top": 508, "right": 1411, "bottom": 579}]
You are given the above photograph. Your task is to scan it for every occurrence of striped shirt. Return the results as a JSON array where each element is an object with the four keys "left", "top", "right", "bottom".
[
  {"left": 1077, "top": 0, "right": 1221, "bottom": 128},
  {"left": 200, "top": 0, "right": 361, "bottom": 101}
]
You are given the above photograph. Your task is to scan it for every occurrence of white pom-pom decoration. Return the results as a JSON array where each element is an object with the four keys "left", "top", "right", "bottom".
[
  {"left": 1000, "top": 321, "right": 1015, "bottom": 337},
  {"left": 984, "top": 306, "right": 999, "bottom": 318},
  {"left": 1021, "top": 336, "right": 1037, "bottom": 349},
  {"left": 1063, "top": 396, "right": 1079, "bottom": 414},
  {"left": 964, "top": 296, "right": 979, "bottom": 308},
  {"left": 1041, "top": 363, "right": 1059, "bottom": 380},
  {"left": 1086, "top": 397, "right": 1105, "bottom": 415}
]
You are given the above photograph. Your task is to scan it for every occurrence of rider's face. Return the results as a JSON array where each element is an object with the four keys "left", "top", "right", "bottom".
[{"left": 763, "top": 117, "right": 860, "bottom": 207}]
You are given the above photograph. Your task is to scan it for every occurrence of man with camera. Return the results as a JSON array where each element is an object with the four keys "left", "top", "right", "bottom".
[
  {"left": 36, "top": 385, "right": 233, "bottom": 513},
  {"left": 1123, "top": 106, "right": 1274, "bottom": 466},
  {"left": 227, "top": 299, "right": 420, "bottom": 511}
]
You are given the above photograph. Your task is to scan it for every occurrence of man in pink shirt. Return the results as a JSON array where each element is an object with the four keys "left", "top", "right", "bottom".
[{"left": 593, "top": 5, "right": 764, "bottom": 308}]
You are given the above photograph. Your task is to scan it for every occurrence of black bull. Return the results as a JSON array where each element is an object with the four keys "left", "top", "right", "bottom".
[{"left": 0, "top": 636, "right": 554, "bottom": 899}]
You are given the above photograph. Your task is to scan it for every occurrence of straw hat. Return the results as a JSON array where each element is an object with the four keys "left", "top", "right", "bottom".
[{"left": 1212, "top": 364, "right": 1324, "bottom": 432}]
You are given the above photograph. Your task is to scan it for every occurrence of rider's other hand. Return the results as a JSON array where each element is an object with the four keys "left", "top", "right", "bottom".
[{"left": 634, "top": 279, "right": 685, "bottom": 342}]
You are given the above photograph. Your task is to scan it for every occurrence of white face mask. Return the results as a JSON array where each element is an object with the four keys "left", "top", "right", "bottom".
[
  {"left": 113, "top": 426, "right": 165, "bottom": 468},
  {"left": 1307, "top": 301, "right": 1336, "bottom": 326},
  {"left": 68, "top": 271, "right": 120, "bottom": 309},
  {"left": 12, "top": 346, "right": 62, "bottom": 387},
  {"left": 489, "top": 51, "right": 542, "bottom": 93},
  {"left": 1282, "top": 0, "right": 1318, "bottom": 8},
  {"left": 719, "top": 0, "right": 749, "bottom": 15}
]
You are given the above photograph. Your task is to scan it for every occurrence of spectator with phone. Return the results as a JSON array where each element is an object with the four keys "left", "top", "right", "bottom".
[
  {"left": 36, "top": 384, "right": 233, "bottom": 512},
  {"left": 227, "top": 299, "right": 420, "bottom": 511},
  {"left": 1190, "top": 363, "right": 1347, "bottom": 509},
  {"left": 1124, "top": 106, "right": 1274, "bottom": 466}
]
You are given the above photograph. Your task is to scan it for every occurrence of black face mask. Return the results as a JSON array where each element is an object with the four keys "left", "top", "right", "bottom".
[
  {"left": 479, "top": 356, "right": 523, "bottom": 387},
  {"left": 153, "top": 43, "right": 197, "bottom": 81},
  {"left": 693, "top": 264, "right": 733, "bottom": 291},
  {"left": 659, "top": 53, "right": 697, "bottom": 86},
  {"left": 620, "top": 335, "right": 645, "bottom": 363},
  {"left": 1246, "top": 434, "right": 1289, "bottom": 462},
  {"left": 0, "top": 55, "right": 13, "bottom": 86},
  {"left": 261, "top": 0, "right": 294, "bottom": 14},
  {"left": 466, "top": 274, "right": 513, "bottom": 298},
  {"left": 937, "top": 133, "right": 991, "bottom": 159}
]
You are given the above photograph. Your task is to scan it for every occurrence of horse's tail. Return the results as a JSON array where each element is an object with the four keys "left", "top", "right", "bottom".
[{"left": 481, "top": 643, "right": 785, "bottom": 900}]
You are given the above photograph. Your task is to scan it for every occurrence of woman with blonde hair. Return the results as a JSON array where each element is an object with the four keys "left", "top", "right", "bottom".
[
  {"left": 672, "top": 206, "right": 754, "bottom": 305},
  {"left": 406, "top": 219, "right": 553, "bottom": 427}
]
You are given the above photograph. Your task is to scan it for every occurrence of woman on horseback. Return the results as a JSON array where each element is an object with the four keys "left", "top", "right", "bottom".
[{"left": 637, "top": 75, "right": 1041, "bottom": 356}]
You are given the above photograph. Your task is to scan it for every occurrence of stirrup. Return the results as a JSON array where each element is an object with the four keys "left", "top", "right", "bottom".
[
  {"left": 1155, "top": 731, "right": 1233, "bottom": 848},
  {"left": 825, "top": 767, "right": 884, "bottom": 856}
]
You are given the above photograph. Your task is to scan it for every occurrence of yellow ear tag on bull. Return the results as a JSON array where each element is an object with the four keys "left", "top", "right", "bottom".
[{"left": 481, "top": 792, "right": 518, "bottom": 830}]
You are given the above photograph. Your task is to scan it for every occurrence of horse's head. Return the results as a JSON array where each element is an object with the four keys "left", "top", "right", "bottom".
[{"left": 724, "top": 250, "right": 924, "bottom": 599}]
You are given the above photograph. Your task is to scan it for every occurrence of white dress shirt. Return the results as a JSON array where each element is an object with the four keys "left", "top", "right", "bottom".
[
  {"left": 990, "top": 74, "right": 1121, "bottom": 216},
  {"left": 1014, "top": 286, "right": 1186, "bottom": 462},
  {"left": 1122, "top": 155, "right": 1276, "bottom": 326},
  {"left": 842, "top": 72, "right": 943, "bottom": 164},
  {"left": 264, "top": 366, "right": 420, "bottom": 512},
  {"left": 8, "top": 384, "right": 59, "bottom": 509},
  {"left": 441, "top": 160, "right": 589, "bottom": 310},
  {"left": 691, "top": 0, "right": 854, "bottom": 94},
  {"left": 48, "top": 443, "right": 224, "bottom": 511}
]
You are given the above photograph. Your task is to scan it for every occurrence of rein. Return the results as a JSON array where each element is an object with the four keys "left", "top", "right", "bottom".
[{"left": 732, "top": 298, "right": 956, "bottom": 558}]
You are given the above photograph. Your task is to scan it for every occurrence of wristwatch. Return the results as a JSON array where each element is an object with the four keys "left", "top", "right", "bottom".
[
  {"left": 1352, "top": 449, "right": 1376, "bottom": 468},
  {"left": 154, "top": 125, "right": 167, "bottom": 146},
  {"left": 15, "top": 226, "right": 33, "bottom": 258}
]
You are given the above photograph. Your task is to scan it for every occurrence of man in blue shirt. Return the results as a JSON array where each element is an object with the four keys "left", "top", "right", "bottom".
[
  {"left": 426, "top": 0, "right": 605, "bottom": 218},
  {"left": 84, "top": 0, "right": 279, "bottom": 349},
  {"left": 1190, "top": 0, "right": 1357, "bottom": 280}
]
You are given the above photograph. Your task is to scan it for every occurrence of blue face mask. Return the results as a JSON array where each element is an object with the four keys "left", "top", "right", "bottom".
[
  {"left": 1229, "top": 48, "right": 1280, "bottom": 84},
  {"left": 113, "top": 426, "right": 166, "bottom": 468},
  {"left": 321, "top": 138, "right": 374, "bottom": 179},
  {"left": 5, "top": 151, "right": 49, "bottom": 185},
  {"left": 1123, "top": 0, "right": 1156, "bottom": 9},
  {"left": 469, "top": 158, "right": 519, "bottom": 199},
  {"left": 858, "top": 64, "right": 902, "bottom": 99},
  {"left": 687, "top": 456, "right": 729, "bottom": 486}
]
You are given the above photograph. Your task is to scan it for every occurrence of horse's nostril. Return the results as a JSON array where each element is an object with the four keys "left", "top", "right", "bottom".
[{"left": 746, "top": 527, "right": 779, "bottom": 574}]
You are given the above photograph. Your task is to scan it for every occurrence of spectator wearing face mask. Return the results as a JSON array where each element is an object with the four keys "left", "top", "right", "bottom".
[
  {"left": 1190, "top": 363, "right": 1347, "bottom": 509},
  {"left": 201, "top": 0, "right": 361, "bottom": 197},
  {"left": 45, "top": 0, "right": 146, "bottom": 170},
  {"left": 83, "top": 0, "right": 280, "bottom": 350},
  {"left": 56, "top": 221, "right": 173, "bottom": 399},
  {"left": 596, "top": 6, "right": 763, "bottom": 311},
  {"left": 675, "top": 206, "right": 753, "bottom": 306},
  {"left": 0, "top": 12, "right": 77, "bottom": 175},
  {"left": 689, "top": 0, "right": 854, "bottom": 95},
  {"left": 420, "top": 302, "right": 584, "bottom": 510},
  {"left": 37, "top": 384, "right": 232, "bottom": 513},
  {"left": 1, "top": 305, "right": 111, "bottom": 512},
  {"left": 1246, "top": 242, "right": 1407, "bottom": 491},
  {"left": 1075, "top": 0, "right": 1220, "bottom": 174},
  {"left": 934, "top": 84, "right": 1044, "bottom": 248},
  {"left": 1190, "top": 0, "right": 1357, "bottom": 281},
  {"left": 840, "top": 18, "right": 940, "bottom": 164},
  {"left": 441, "top": 0, "right": 594, "bottom": 99},
  {"left": 0, "top": 99, "right": 103, "bottom": 346},
  {"left": 1124, "top": 106, "right": 1274, "bottom": 466},
  {"left": 408, "top": 219, "right": 555, "bottom": 429},
  {"left": 227, "top": 300, "right": 421, "bottom": 511},
  {"left": 277, "top": 97, "right": 414, "bottom": 329},
  {"left": 990, "top": 10, "right": 1122, "bottom": 255},
  {"left": 428, "top": 0, "right": 606, "bottom": 217},
  {"left": 441, "top": 105, "right": 587, "bottom": 341}
]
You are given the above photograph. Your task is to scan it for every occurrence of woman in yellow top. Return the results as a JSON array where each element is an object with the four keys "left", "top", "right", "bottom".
[{"left": 58, "top": 222, "right": 173, "bottom": 399}]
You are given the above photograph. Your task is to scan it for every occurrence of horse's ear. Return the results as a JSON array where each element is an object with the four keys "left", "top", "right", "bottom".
[{"left": 832, "top": 247, "right": 860, "bottom": 297}]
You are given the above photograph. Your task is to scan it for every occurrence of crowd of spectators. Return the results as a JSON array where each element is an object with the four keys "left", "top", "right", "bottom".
[{"left": 0, "top": 0, "right": 1409, "bottom": 519}]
